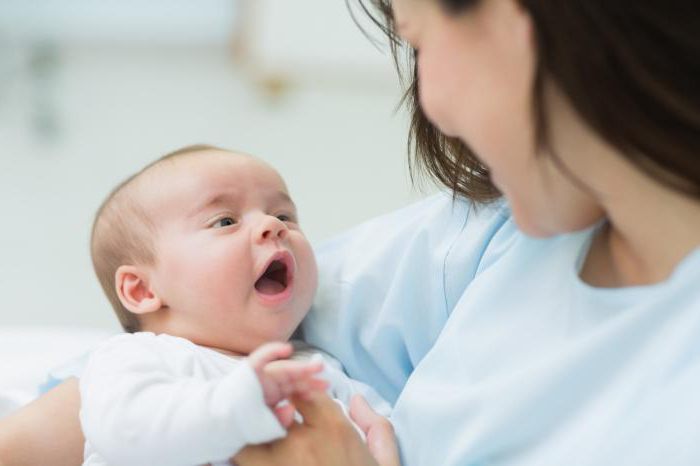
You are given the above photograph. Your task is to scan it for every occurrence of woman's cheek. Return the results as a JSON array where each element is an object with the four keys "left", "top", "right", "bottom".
[
  {"left": 418, "top": 81, "right": 449, "bottom": 136},
  {"left": 417, "top": 57, "right": 461, "bottom": 137}
]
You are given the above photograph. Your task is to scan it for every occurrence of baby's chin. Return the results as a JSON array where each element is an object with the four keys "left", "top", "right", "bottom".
[
  {"left": 275, "top": 306, "right": 311, "bottom": 341},
  {"left": 194, "top": 327, "right": 304, "bottom": 357}
]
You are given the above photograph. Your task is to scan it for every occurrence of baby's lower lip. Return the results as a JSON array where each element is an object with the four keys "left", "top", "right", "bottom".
[{"left": 255, "top": 281, "right": 294, "bottom": 307}]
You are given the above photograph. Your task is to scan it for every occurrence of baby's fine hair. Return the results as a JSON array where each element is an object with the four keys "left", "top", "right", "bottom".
[{"left": 90, "top": 144, "right": 225, "bottom": 332}]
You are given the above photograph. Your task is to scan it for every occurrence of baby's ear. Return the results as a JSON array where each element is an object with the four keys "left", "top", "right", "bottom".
[{"left": 115, "top": 265, "right": 162, "bottom": 315}]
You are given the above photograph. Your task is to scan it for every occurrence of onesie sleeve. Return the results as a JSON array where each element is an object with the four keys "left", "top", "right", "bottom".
[
  {"left": 302, "top": 193, "right": 511, "bottom": 404},
  {"left": 79, "top": 334, "right": 285, "bottom": 466},
  {"left": 317, "top": 353, "right": 393, "bottom": 418}
]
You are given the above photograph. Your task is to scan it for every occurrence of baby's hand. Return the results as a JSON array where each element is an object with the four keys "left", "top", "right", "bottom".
[{"left": 247, "top": 342, "right": 328, "bottom": 425}]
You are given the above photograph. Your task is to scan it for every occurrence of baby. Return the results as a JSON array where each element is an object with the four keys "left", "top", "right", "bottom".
[{"left": 80, "top": 145, "right": 390, "bottom": 466}]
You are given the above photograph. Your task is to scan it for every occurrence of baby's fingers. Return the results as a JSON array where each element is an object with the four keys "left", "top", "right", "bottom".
[
  {"left": 274, "top": 403, "right": 296, "bottom": 428},
  {"left": 285, "top": 376, "right": 329, "bottom": 393},
  {"left": 294, "top": 378, "right": 330, "bottom": 400},
  {"left": 248, "top": 342, "right": 293, "bottom": 371},
  {"left": 265, "top": 358, "right": 324, "bottom": 381},
  {"left": 264, "top": 360, "right": 328, "bottom": 397}
]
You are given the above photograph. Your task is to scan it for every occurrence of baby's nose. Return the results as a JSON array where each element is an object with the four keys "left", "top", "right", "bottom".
[{"left": 256, "top": 216, "right": 288, "bottom": 243}]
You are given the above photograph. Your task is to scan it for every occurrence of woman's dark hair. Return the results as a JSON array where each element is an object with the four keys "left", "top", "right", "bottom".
[{"left": 352, "top": 0, "right": 700, "bottom": 202}]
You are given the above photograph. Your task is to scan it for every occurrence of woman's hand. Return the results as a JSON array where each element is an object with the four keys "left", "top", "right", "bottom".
[
  {"left": 234, "top": 392, "right": 400, "bottom": 466},
  {"left": 349, "top": 394, "right": 400, "bottom": 466}
]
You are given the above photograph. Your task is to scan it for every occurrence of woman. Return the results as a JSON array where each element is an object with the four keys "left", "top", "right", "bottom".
[{"left": 2, "top": 0, "right": 698, "bottom": 464}]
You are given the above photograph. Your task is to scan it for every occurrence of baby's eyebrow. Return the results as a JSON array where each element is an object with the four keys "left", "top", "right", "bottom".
[
  {"left": 188, "top": 193, "right": 237, "bottom": 217},
  {"left": 274, "top": 191, "right": 296, "bottom": 208},
  {"left": 187, "top": 191, "right": 296, "bottom": 217}
]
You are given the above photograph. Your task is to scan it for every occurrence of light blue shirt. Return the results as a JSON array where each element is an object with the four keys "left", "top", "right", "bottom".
[{"left": 302, "top": 193, "right": 700, "bottom": 466}]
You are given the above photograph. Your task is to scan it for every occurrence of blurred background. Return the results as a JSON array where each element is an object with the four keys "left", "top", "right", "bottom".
[{"left": 0, "top": 0, "right": 430, "bottom": 332}]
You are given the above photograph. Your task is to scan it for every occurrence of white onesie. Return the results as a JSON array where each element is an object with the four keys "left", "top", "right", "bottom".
[{"left": 79, "top": 332, "right": 390, "bottom": 466}]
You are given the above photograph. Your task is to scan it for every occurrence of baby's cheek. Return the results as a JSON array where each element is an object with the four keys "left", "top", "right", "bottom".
[{"left": 300, "top": 251, "right": 319, "bottom": 299}]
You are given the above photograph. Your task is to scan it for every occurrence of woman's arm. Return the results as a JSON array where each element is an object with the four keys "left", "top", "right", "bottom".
[
  {"left": 235, "top": 393, "right": 400, "bottom": 466},
  {"left": 303, "top": 194, "right": 509, "bottom": 405},
  {"left": 0, "top": 378, "right": 83, "bottom": 466}
]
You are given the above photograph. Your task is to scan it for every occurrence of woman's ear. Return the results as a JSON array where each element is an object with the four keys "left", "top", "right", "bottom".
[{"left": 115, "top": 265, "right": 163, "bottom": 315}]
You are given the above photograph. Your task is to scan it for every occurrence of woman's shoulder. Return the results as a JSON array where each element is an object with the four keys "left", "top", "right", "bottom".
[{"left": 315, "top": 192, "right": 513, "bottom": 268}]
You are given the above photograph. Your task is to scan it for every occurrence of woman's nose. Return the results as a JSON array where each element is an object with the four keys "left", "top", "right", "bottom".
[{"left": 256, "top": 215, "right": 288, "bottom": 243}]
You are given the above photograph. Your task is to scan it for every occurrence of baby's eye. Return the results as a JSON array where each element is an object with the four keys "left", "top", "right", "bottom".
[
  {"left": 276, "top": 214, "right": 296, "bottom": 223},
  {"left": 212, "top": 217, "right": 237, "bottom": 228}
]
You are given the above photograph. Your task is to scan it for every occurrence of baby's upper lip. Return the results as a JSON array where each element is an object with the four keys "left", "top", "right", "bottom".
[{"left": 255, "top": 250, "right": 295, "bottom": 285}]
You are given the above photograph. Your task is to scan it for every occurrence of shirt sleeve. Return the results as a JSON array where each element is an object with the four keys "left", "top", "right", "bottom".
[
  {"left": 302, "top": 193, "right": 511, "bottom": 404},
  {"left": 79, "top": 334, "right": 285, "bottom": 466}
]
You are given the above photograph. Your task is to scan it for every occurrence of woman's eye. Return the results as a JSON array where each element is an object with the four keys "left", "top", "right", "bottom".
[{"left": 212, "top": 217, "right": 237, "bottom": 228}]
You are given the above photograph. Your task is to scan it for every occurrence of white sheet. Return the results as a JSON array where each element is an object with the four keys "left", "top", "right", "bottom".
[{"left": 0, "top": 326, "right": 114, "bottom": 419}]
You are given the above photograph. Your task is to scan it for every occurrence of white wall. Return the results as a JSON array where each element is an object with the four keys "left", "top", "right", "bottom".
[
  {"left": 0, "top": 4, "right": 431, "bottom": 330},
  {"left": 0, "top": 0, "right": 237, "bottom": 44},
  {"left": 246, "top": 0, "right": 398, "bottom": 84}
]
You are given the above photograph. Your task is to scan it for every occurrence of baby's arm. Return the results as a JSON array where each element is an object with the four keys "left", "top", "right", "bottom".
[{"left": 80, "top": 335, "right": 324, "bottom": 466}]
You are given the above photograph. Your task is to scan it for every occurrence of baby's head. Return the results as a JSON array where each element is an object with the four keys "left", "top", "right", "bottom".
[{"left": 91, "top": 145, "right": 318, "bottom": 354}]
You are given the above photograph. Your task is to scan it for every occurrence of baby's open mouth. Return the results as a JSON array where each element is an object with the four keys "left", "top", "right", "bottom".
[{"left": 254, "top": 259, "right": 289, "bottom": 295}]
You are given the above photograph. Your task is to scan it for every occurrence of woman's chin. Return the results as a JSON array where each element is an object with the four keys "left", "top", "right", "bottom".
[
  {"left": 511, "top": 206, "right": 560, "bottom": 238},
  {"left": 514, "top": 209, "right": 604, "bottom": 239},
  {"left": 517, "top": 221, "right": 556, "bottom": 238}
]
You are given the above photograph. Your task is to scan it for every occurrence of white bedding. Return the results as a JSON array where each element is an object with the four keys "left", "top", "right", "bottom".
[{"left": 0, "top": 326, "right": 114, "bottom": 418}]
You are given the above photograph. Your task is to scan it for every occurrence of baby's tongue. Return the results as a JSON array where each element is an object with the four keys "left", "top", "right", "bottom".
[{"left": 255, "top": 277, "right": 285, "bottom": 295}]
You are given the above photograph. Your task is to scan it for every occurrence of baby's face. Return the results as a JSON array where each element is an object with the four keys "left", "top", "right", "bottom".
[{"left": 141, "top": 151, "right": 317, "bottom": 353}]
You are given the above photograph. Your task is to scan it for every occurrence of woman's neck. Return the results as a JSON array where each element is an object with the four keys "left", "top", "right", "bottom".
[{"left": 581, "top": 174, "right": 700, "bottom": 288}]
